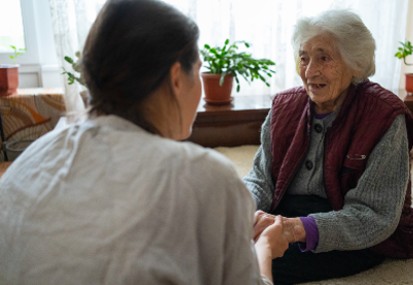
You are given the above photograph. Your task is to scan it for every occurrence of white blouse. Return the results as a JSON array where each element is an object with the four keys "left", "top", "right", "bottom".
[{"left": 0, "top": 115, "right": 270, "bottom": 285}]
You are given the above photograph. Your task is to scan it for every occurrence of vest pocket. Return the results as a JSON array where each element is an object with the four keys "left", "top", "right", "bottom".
[{"left": 340, "top": 157, "right": 367, "bottom": 191}]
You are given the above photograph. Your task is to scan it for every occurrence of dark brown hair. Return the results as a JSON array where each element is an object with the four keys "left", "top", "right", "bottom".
[{"left": 82, "top": 0, "right": 199, "bottom": 132}]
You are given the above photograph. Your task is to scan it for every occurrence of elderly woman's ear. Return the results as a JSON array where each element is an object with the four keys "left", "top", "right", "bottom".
[{"left": 351, "top": 70, "right": 365, "bottom": 84}]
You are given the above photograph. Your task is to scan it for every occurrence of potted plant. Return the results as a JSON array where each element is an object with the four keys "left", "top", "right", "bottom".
[
  {"left": 0, "top": 45, "right": 25, "bottom": 97},
  {"left": 200, "top": 39, "right": 276, "bottom": 104},
  {"left": 395, "top": 40, "right": 413, "bottom": 94},
  {"left": 62, "top": 51, "right": 85, "bottom": 86},
  {"left": 62, "top": 51, "right": 89, "bottom": 105}
]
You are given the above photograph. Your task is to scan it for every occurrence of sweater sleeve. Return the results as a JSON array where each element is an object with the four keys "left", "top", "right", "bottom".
[
  {"left": 311, "top": 114, "right": 410, "bottom": 252},
  {"left": 243, "top": 111, "right": 275, "bottom": 213}
]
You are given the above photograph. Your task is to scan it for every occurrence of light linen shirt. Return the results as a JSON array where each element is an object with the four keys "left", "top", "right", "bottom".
[{"left": 0, "top": 115, "right": 270, "bottom": 285}]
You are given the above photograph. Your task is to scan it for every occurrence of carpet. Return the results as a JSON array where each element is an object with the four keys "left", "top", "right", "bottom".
[{"left": 214, "top": 145, "right": 413, "bottom": 285}]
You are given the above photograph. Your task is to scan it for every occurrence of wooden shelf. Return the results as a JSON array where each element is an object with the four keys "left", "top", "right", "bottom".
[
  {"left": 188, "top": 95, "right": 272, "bottom": 147},
  {"left": 188, "top": 90, "right": 413, "bottom": 148},
  {"left": 403, "top": 94, "right": 413, "bottom": 114}
]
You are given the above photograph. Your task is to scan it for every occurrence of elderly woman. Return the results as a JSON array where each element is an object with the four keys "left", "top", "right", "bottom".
[
  {"left": 0, "top": 0, "right": 289, "bottom": 284},
  {"left": 245, "top": 9, "right": 413, "bottom": 284}
]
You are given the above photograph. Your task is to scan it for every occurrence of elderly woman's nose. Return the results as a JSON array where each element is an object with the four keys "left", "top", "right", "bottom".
[{"left": 305, "top": 60, "right": 321, "bottom": 77}]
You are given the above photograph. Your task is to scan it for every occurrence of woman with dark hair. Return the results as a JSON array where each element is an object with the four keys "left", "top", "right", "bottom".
[
  {"left": 0, "top": 0, "right": 288, "bottom": 284},
  {"left": 245, "top": 9, "right": 413, "bottom": 284}
]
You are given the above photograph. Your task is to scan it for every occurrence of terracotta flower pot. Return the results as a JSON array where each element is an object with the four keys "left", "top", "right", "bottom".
[
  {"left": 405, "top": 73, "right": 413, "bottom": 95},
  {"left": 201, "top": 73, "right": 233, "bottom": 105},
  {"left": 0, "top": 65, "right": 19, "bottom": 97}
]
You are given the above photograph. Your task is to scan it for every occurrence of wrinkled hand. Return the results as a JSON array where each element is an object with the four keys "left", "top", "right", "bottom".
[
  {"left": 255, "top": 215, "right": 289, "bottom": 259},
  {"left": 253, "top": 211, "right": 307, "bottom": 244},
  {"left": 253, "top": 210, "right": 276, "bottom": 241},
  {"left": 281, "top": 217, "right": 306, "bottom": 243}
]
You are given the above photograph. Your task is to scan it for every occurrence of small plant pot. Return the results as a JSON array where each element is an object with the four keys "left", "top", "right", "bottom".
[
  {"left": 0, "top": 65, "right": 19, "bottom": 97},
  {"left": 201, "top": 73, "right": 233, "bottom": 105},
  {"left": 405, "top": 73, "right": 413, "bottom": 95}
]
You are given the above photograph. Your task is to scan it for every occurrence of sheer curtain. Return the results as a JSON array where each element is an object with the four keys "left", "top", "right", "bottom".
[
  {"left": 48, "top": 0, "right": 106, "bottom": 112},
  {"left": 167, "top": 0, "right": 408, "bottom": 96},
  {"left": 48, "top": 0, "right": 408, "bottom": 111}
]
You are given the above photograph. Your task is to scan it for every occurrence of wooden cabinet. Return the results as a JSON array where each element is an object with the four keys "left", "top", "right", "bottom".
[
  {"left": 188, "top": 91, "right": 413, "bottom": 148},
  {"left": 188, "top": 95, "right": 271, "bottom": 147},
  {"left": 402, "top": 94, "right": 413, "bottom": 114}
]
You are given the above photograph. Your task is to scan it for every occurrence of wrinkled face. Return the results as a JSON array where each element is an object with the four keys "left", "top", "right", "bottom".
[{"left": 298, "top": 34, "right": 354, "bottom": 114}]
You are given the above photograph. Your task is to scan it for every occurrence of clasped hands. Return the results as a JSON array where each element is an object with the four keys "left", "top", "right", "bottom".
[{"left": 253, "top": 210, "right": 306, "bottom": 244}]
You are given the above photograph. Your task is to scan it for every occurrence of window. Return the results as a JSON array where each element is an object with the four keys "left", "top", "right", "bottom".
[
  {"left": 0, "top": 0, "right": 25, "bottom": 53},
  {"left": 46, "top": 0, "right": 409, "bottom": 111}
]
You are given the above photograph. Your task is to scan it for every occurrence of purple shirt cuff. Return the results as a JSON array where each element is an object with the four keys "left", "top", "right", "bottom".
[{"left": 298, "top": 216, "right": 319, "bottom": 252}]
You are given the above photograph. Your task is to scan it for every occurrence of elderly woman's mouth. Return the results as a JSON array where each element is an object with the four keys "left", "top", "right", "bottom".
[{"left": 308, "top": 83, "right": 327, "bottom": 89}]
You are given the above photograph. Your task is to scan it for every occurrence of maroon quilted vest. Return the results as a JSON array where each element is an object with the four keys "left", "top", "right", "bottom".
[{"left": 270, "top": 81, "right": 413, "bottom": 258}]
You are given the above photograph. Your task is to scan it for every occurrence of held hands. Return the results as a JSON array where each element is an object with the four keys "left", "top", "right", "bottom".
[
  {"left": 253, "top": 212, "right": 307, "bottom": 281},
  {"left": 254, "top": 215, "right": 289, "bottom": 259},
  {"left": 253, "top": 210, "right": 306, "bottom": 244},
  {"left": 253, "top": 210, "right": 277, "bottom": 242}
]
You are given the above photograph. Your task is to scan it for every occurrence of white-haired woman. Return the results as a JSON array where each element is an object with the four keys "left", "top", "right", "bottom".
[{"left": 245, "top": 9, "right": 413, "bottom": 284}]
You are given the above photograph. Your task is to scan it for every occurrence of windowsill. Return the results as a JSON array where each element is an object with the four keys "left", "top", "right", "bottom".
[{"left": 17, "top": 87, "right": 64, "bottom": 96}]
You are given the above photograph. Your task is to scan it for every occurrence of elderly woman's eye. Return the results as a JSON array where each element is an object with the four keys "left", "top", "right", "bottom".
[
  {"left": 299, "top": 56, "right": 308, "bottom": 65},
  {"left": 320, "top": 55, "right": 331, "bottom": 62}
]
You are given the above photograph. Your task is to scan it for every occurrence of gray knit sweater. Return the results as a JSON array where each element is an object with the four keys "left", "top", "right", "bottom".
[{"left": 243, "top": 111, "right": 410, "bottom": 253}]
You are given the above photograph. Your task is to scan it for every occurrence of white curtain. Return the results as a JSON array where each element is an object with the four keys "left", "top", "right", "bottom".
[
  {"left": 167, "top": 0, "right": 408, "bottom": 96},
  {"left": 49, "top": 0, "right": 408, "bottom": 107},
  {"left": 48, "top": 0, "right": 106, "bottom": 112}
]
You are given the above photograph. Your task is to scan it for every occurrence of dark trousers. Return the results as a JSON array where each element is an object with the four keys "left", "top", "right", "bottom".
[{"left": 271, "top": 195, "right": 385, "bottom": 285}]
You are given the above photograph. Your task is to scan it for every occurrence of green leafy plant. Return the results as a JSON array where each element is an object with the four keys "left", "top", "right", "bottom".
[
  {"left": 200, "top": 39, "right": 276, "bottom": 92},
  {"left": 395, "top": 41, "right": 413, "bottom": 66},
  {"left": 62, "top": 51, "right": 85, "bottom": 85},
  {"left": 0, "top": 44, "right": 25, "bottom": 64},
  {"left": 8, "top": 45, "right": 25, "bottom": 61}
]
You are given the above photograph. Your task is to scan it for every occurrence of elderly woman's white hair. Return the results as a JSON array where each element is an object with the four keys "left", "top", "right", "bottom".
[{"left": 292, "top": 9, "right": 376, "bottom": 84}]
